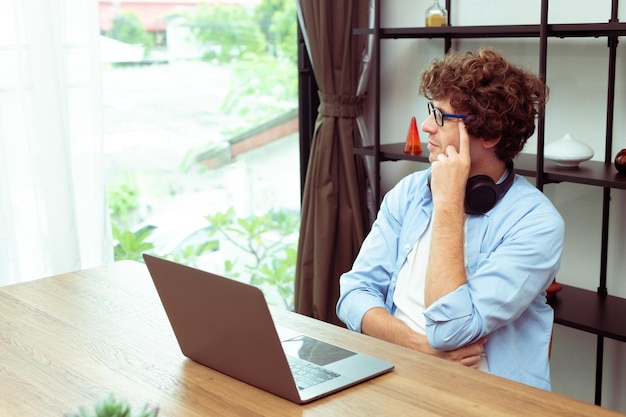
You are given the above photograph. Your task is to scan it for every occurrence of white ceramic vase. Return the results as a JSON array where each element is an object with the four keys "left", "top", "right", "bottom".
[{"left": 544, "top": 133, "right": 594, "bottom": 168}]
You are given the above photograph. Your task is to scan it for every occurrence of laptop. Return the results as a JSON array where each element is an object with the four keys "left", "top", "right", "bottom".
[{"left": 143, "top": 254, "right": 394, "bottom": 404}]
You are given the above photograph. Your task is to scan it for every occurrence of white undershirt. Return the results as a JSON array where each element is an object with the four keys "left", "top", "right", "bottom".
[
  {"left": 393, "top": 219, "right": 432, "bottom": 334},
  {"left": 393, "top": 218, "right": 489, "bottom": 372}
]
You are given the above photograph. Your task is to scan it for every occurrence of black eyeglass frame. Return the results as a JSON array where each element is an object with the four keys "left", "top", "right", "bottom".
[{"left": 427, "top": 102, "right": 471, "bottom": 127}]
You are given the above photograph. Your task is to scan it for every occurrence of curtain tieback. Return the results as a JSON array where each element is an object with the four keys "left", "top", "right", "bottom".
[{"left": 318, "top": 92, "right": 365, "bottom": 118}]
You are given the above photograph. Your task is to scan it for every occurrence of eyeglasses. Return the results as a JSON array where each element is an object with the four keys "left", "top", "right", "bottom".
[{"left": 427, "top": 102, "right": 470, "bottom": 127}]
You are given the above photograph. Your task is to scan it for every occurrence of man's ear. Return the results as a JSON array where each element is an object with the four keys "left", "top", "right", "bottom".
[{"left": 480, "top": 135, "right": 502, "bottom": 150}]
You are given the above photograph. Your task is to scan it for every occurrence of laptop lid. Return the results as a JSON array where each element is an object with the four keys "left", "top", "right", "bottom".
[{"left": 143, "top": 254, "right": 394, "bottom": 404}]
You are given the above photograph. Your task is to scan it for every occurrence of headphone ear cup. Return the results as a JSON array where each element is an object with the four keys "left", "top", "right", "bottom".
[
  {"left": 465, "top": 175, "right": 497, "bottom": 215},
  {"left": 429, "top": 161, "right": 515, "bottom": 215}
]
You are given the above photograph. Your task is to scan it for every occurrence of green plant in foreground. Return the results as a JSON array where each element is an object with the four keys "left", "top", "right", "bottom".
[{"left": 64, "top": 393, "right": 159, "bottom": 417}]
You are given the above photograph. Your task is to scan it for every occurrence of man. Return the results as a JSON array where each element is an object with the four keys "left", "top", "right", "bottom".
[{"left": 337, "top": 47, "right": 564, "bottom": 390}]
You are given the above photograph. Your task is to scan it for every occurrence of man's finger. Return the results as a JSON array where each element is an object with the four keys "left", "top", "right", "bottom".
[{"left": 458, "top": 120, "right": 470, "bottom": 157}]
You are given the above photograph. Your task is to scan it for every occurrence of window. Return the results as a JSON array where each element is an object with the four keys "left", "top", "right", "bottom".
[{"left": 101, "top": 0, "right": 299, "bottom": 310}]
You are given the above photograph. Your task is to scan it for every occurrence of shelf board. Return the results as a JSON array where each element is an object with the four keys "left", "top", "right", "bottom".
[
  {"left": 514, "top": 153, "right": 626, "bottom": 190},
  {"left": 550, "top": 284, "right": 626, "bottom": 343},
  {"left": 354, "top": 22, "right": 626, "bottom": 39},
  {"left": 551, "top": 21, "right": 626, "bottom": 37},
  {"left": 355, "top": 143, "right": 626, "bottom": 190},
  {"left": 354, "top": 142, "right": 430, "bottom": 163},
  {"left": 382, "top": 24, "right": 541, "bottom": 39}
]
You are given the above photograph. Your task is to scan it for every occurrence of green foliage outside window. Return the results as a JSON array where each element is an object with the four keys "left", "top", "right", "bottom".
[
  {"left": 253, "top": 0, "right": 298, "bottom": 61},
  {"left": 204, "top": 208, "right": 299, "bottom": 310},
  {"left": 112, "top": 223, "right": 155, "bottom": 262},
  {"left": 107, "top": 179, "right": 140, "bottom": 229},
  {"left": 182, "top": 0, "right": 298, "bottom": 134},
  {"left": 183, "top": 4, "right": 267, "bottom": 63},
  {"left": 112, "top": 208, "right": 299, "bottom": 310},
  {"left": 106, "top": 10, "right": 155, "bottom": 57}
]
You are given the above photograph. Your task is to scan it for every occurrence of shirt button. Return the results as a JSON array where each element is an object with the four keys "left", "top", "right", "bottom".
[{"left": 404, "top": 244, "right": 410, "bottom": 250}]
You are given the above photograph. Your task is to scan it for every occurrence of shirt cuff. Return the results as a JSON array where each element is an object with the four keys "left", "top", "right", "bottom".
[
  {"left": 338, "top": 291, "right": 387, "bottom": 333},
  {"left": 423, "top": 284, "right": 474, "bottom": 349}
]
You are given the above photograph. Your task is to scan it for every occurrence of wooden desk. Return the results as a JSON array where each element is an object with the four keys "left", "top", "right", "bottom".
[{"left": 1, "top": 261, "right": 623, "bottom": 416}]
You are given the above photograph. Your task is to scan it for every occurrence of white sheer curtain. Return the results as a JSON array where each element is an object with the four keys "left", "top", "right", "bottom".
[{"left": 0, "top": 0, "right": 112, "bottom": 286}]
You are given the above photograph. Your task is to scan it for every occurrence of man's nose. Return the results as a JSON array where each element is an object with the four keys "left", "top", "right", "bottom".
[{"left": 422, "top": 114, "right": 436, "bottom": 133}]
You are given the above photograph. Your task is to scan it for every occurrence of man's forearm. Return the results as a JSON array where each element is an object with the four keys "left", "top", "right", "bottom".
[
  {"left": 361, "top": 307, "right": 430, "bottom": 351},
  {"left": 425, "top": 205, "right": 467, "bottom": 307}
]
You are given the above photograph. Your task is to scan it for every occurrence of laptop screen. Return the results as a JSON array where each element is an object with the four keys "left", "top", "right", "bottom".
[{"left": 282, "top": 335, "right": 356, "bottom": 366}]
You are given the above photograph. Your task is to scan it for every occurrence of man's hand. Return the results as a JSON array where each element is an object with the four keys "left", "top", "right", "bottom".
[
  {"left": 422, "top": 337, "right": 487, "bottom": 368},
  {"left": 429, "top": 120, "right": 471, "bottom": 211}
]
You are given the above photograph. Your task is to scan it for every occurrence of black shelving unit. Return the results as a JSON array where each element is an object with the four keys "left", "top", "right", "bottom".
[{"left": 357, "top": 0, "right": 626, "bottom": 406}]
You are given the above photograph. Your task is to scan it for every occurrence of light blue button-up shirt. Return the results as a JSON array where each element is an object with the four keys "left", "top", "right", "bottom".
[{"left": 337, "top": 167, "right": 564, "bottom": 390}]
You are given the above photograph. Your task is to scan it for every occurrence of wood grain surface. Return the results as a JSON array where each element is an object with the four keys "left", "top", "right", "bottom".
[{"left": 1, "top": 261, "right": 623, "bottom": 416}]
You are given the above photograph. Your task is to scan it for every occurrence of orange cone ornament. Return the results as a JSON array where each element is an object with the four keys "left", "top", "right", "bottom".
[{"left": 403, "top": 116, "right": 422, "bottom": 155}]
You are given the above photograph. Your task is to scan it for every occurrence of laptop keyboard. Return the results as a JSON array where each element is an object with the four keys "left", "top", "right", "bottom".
[{"left": 287, "top": 356, "right": 340, "bottom": 390}]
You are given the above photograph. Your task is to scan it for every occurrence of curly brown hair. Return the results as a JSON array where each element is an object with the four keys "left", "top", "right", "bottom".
[{"left": 418, "top": 47, "right": 548, "bottom": 162}]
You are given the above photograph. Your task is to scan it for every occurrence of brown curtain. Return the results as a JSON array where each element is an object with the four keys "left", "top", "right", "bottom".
[{"left": 295, "top": 1, "right": 371, "bottom": 325}]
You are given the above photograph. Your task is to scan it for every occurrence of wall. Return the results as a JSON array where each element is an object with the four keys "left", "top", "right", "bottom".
[{"left": 375, "top": 0, "right": 626, "bottom": 411}]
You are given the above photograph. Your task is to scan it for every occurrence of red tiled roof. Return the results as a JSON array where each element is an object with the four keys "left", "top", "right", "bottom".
[
  {"left": 197, "top": 109, "right": 298, "bottom": 170},
  {"left": 99, "top": 1, "right": 260, "bottom": 32},
  {"left": 99, "top": 2, "right": 196, "bottom": 31}
]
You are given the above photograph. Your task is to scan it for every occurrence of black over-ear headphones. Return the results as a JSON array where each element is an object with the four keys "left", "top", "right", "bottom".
[{"left": 428, "top": 161, "right": 515, "bottom": 215}]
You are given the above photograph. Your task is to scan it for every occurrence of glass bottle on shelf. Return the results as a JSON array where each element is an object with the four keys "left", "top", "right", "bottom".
[{"left": 425, "top": 0, "right": 448, "bottom": 27}]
